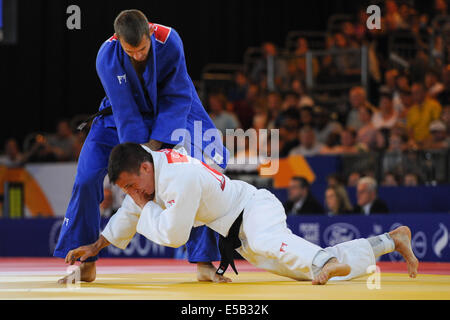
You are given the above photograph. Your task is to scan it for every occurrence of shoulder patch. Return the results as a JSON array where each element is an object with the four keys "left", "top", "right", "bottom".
[
  {"left": 159, "top": 149, "right": 188, "bottom": 164},
  {"left": 108, "top": 34, "right": 118, "bottom": 42},
  {"left": 149, "top": 23, "right": 172, "bottom": 44}
]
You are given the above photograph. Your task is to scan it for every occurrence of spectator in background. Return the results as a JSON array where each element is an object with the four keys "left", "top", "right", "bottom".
[
  {"left": 407, "top": 82, "right": 442, "bottom": 143},
  {"left": 404, "top": 172, "right": 420, "bottom": 186},
  {"left": 266, "top": 91, "right": 283, "bottom": 130},
  {"left": 281, "top": 91, "right": 300, "bottom": 111},
  {"left": 435, "top": 0, "right": 448, "bottom": 16},
  {"left": 382, "top": 172, "right": 399, "bottom": 186},
  {"left": 356, "top": 106, "right": 377, "bottom": 150},
  {"left": 0, "top": 138, "right": 24, "bottom": 167},
  {"left": 290, "top": 37, "right": 319, "bottom": 79},
  {"left": 422, "top": 120, "right": 449, "bottom": 150},
  {"left": 332, "top": 33, "right": 361, "bottom": 77},
  {"left": 315, "top": 107, "right": 343, "bottom": 144},
  {"left": 325, "top": 185, "right": 353, "bottom": 216},
  {"left": 323, "top": 128, "right": 360, "bottom": 154},
  {"left": 347, "top": 171, "right": 361, "bottom": 187},
  {"left": 372, "top": 91, "right": 399, "bottom": 130},
  {"left": 46, "top": 119, "right": 78, "bottom": 161},
  {"left": 101, "top": 176, "right": 126, "bottom": 218},
  {"left": 398, "top": 88, "right": 414, "bottom": 125},
  {"left": 289, "top": 126, "right": 324, "bottom": 157},
  {"left": 25, "top": 120, "right": 77, "bottom": 163},
  {"left": 298, "top": 106, "right": 315, "bottom": 128},
  {"left": 326, "top": 172, "right": 345, "bottom": 188},
  {"left": 440, "top": 105, "right": 450, "bottom": 136},
  {"left": 228, "top": 70, "right": 249, "bottom": 102},
  {"left": 250, "top": 42, "right": 288, "bottom": 90},
  {"left": 353, "top": 177, "right": 389, "bottom": 215},
  {"left": 437, "top": 65, "right": 450, "bottom": 106},
  {"left": 425, "top": 69, "right": 444, "bottom": 99},
  {"left": 278, "top": 113, "right": 300, "bottom": 158},
  {"left": 99, "top": 188, "right": 114, "bottom": 218},
  {"left": 319, "top": 131, "right": 341, "bottom": 154},
  {"left": 385, "top": 0, "right": 403, "bottom": 31},
  {"left": 291, "top": 78, "right": 314, "bottom": 108},
  {"left": 208, "top": 92, "right": 240, "bottom": 137},
  {"left": 346, "top": 86, "right": 375, "bottom": 131},
  {"left": 379, "top": 69, "right": 401, "bottom": 109},
  {"left": 284, "top": 176, "right": 324, "bottom": 215}
]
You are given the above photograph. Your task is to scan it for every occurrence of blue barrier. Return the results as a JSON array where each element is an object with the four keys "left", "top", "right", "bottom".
[
  {"left": 0, "top": 218, "right": 175, "bottom": 259},
  {"left": 287, "top": 213, "right": 450, "bottom": 262},
  {"left": 1, "top": 214, "right": 449, "bottom": 262}
]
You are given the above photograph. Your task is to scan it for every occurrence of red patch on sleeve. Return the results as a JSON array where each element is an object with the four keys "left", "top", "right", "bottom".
[{"left": 149, "top": 23, "right": 171, "bottom": 44}]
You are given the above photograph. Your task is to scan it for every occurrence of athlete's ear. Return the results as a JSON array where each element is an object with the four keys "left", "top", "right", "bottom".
[{"left": 141, "top": 161, "right": 153, "bottom": 174}]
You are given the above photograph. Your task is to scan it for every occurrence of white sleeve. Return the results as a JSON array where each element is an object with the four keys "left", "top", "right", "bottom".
[
  {"left": 136, "top": 174, "right": 201, "bottom": 248},
  {"left": 101, "top": 195, "right": 142, "bottom": 249}
]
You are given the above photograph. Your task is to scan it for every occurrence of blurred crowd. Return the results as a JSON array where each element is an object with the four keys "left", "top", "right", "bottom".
[
  {"left": 208, "top": 0, "right": 450, "bottom": 188},
  {"left": 2, "top": 0, "right": 450, "bottom": 216}
]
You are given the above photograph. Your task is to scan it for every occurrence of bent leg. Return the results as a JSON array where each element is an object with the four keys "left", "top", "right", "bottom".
[
  {"left": 54, "top": 122, "right": 118, "bottom": 262},
  {"left": 238, "top": 189, "right": 322, "bottom": 280},
  {"left": 323, "top": 238, "right": 376, "bottom": 281}
]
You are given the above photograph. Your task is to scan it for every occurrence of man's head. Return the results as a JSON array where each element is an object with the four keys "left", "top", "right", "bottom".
[
  {"left": 56, "top": 119, "right": 73, "bottom": 138},
  {"left": 356, "top": 176, "right": 377, "bottom": 207},
  {"left": 108, "top": 143, "right": 155, "bottom": 202},
  {"left": 114, "top": 10, "right": 153, "bottom": 62},
  {"left": 411, "top": 82, "right": 426, "bottom": 105},
  {"left": 379, "top": 92, "right": 393, "bottom": 115},
  {"left": 287, "top": 176, "right": 310, "bottom": 202},
  {"left": 349, "top": 86, "right": 366, "bottom": 108},
  {"left": 299, "top": 126, "right": 316, "bottom": 149}
]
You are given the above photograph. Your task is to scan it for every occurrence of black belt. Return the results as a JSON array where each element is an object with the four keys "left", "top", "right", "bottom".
[
  {"left": 216, "top": 211, "right": 244, "bottom": 276},
  {"left": 77, "top": 107, "right": 113, "bottom": 131}
]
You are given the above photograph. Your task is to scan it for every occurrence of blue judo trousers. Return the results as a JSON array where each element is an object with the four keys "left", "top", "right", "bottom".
[{"left": 54, "top": 23, "right": 229, "bottom": 263}]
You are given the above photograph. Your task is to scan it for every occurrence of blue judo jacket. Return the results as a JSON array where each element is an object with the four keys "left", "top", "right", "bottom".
[{"left": 95, "top": 23, "right": 228, "bottom": 168}]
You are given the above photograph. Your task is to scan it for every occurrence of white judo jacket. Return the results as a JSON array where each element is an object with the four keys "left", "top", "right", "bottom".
[{"left": 101, "top": 146, "right": 257, "bottom": 249}]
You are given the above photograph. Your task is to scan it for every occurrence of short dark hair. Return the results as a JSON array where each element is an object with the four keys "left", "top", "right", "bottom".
[
  {"left": 292, "top": 176, "right": 310, "bottom": 189},
  {"left": 108, "top": 142, "right": 153, "bottom": 184},
  {"left": 114, "top": 9, "right": 150, "bottom": 47}
]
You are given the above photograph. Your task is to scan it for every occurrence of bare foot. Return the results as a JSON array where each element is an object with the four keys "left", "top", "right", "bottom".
[
  {"left": 196, "top": 262, "right": 232, "bottom": 283},
  {"left": 57, "top": 261, "right": 96, "bottom": 284},
  {"left": 389, "top": 226, "right": 419, "bottom": 278},
  {"left": 312, "top": 258, "right": 351, "bottom": 285}
]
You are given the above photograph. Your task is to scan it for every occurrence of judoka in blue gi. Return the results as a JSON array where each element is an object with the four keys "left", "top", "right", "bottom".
[{"left": 55, "top": 9, "right": 229, "bottom": 283}]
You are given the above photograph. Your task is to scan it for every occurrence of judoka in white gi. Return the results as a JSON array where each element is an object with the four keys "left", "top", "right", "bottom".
[{"left": 65, "top": 143, "right": 419, "bottom": 285}]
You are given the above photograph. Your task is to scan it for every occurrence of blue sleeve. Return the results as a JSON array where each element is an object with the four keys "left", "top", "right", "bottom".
[
  {"left": 96, "top": 42, "right": 150, "bottom": 144},
  {"left": 150, "top": 30, "right": 192, "bottom": 145}
]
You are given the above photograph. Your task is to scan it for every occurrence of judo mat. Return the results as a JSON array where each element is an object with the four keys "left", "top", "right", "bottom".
[{"left": 0, "top": 258, "right": 449, "bottom": 300}]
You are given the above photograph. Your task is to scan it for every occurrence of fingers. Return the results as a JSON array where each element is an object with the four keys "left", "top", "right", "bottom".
[{"left": 65, "top": 249, "right": 83, "bottom": 265}]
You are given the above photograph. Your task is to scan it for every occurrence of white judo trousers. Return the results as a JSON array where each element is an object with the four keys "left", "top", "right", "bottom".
[{"left": 235, "top": 189, "right": 376, "bottom": 281}]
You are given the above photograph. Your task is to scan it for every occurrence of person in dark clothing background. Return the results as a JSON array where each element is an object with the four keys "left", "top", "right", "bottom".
[
  {"left": 284, "top": 176, "right": 325, "bottom": 215},
  {"left": 353, "top": 176, "right": 389, "bottom": 215}
]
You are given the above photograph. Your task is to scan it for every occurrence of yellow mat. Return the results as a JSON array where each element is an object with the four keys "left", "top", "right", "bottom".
[{"left": 0, "top": 272, "right": 449, "bottom": 300}]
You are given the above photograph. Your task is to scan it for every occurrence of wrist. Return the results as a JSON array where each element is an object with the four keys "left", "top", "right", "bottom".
[{"left": 94, "top": 235, "right": 110, "bottom": 252}]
